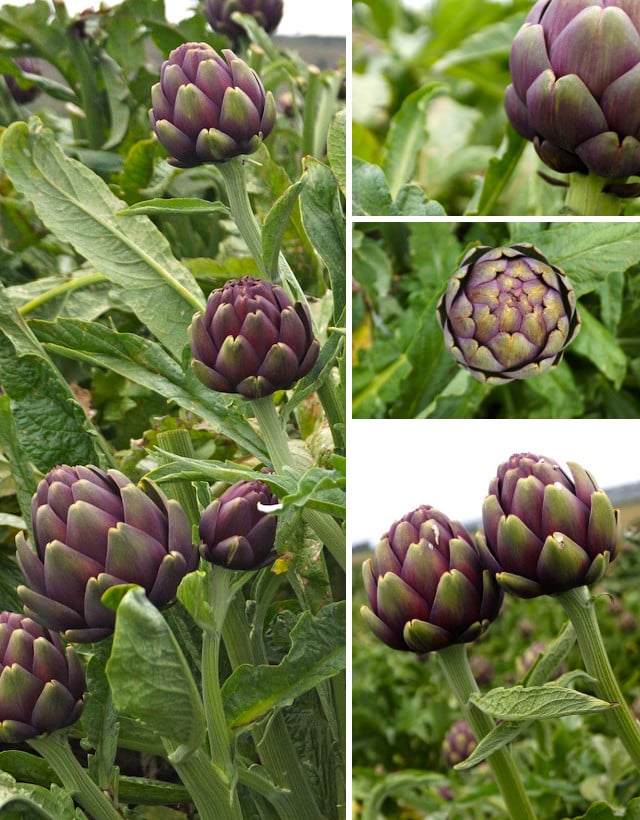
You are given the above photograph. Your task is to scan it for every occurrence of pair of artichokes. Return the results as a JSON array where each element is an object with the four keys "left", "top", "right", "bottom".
[
  {"left": 362, "top": 453, "right": 620, "bottom": 655},
  {"left": 5, "top": 463, "right": 281, "bottom": 742}
]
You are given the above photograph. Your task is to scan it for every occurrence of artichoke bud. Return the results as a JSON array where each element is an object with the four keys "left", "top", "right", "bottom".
[
  {"left": 0, "top": 611, "right": 85, "bottom": 742},
  {"left": 3, "top": 57, "right": 41, "bottom": 104},
  {"left": 149, "top": 41, "right": 276, "bottom": 166},
  {"left": 505, "top": 1, "right": 640, "bottom": 178},
  {"left": 479, "top": 453, "right": 621, "bottom": 598},
  {"left": 15, "top": 465, "right": 199, "bottom": 643},
  {"left": 204, "top": 0, "right": 284, "bottom": 41},
  {"left": 199, "top": 478, "right": 278, "bottom": 570},
  {"left": 437, "top": 244, "right": 580, "bottom": 383},
  {"left": 361, "top": 505, "right": 503, "bottom": 654},
  {"left": 189, "top": 276, "right": 320, "bottom": 399},
  {"left": 441, "top": 720, "right": 477, "bottom": 767}
]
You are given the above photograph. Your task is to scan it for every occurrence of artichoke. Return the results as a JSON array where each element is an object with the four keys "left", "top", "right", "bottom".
[
  {"left": 149, "top": 42, "right": 276, "bottom": 166},
  {"left": 199, "top": 478, "right": 278, "bottom": 570},
  {"left": 437, "top": 244, "right": 580, "bottom": 383},
  {"left": 441, "top": 720, "right": 477, "bottom": 768},
  {"left": 0, "top": 611, "right": 85, "bottom": 742},
  {"left": 505, "top": 1, "right": 640, "bottom": 178},
  {"left": 361, "top": 505, "right": 503, "bottom": 654},
  {"left": 203, "top": 0, "right": 283, "bottom": 40},
  {"left": 477, "top": 453, "right": 621, "bottom": 598},
  {"left": 189, "top": 275, "right": 320, "bottom": 399},
  {"left": 16, "top": 465, "right": 199, "bottom": 642},
  {"left": 3, "top": 57, "right": 41, "bottom": 104}
]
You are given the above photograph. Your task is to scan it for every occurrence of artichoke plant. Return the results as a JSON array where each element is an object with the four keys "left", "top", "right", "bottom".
[
  {"left": 437, "top": 244, "right": 580, "bottom": 383},
  {"left": 477, "top": 453, "right": 620, "bottom": 598},
  {"left": 441, "top": 720, "right": 477, "bottom": 768},
  {"left": 361, "top": 505, "right": 503, "bottom": 654},
  {"left": 199, "top": 478, "right": 278, "bottom": 569},
  {"left": 15, "top": 465, "right": 199, "bottom": 642},
  {"left": 505, "top": 1, "right": 640, "bottom": 179},
  {"left": 203, "top": 0, "right": 283, "bottom": 39},
  {"left": 3, "top": 57, "right": 41, "bottom": 103},
  {"left": 189, "top": 276, "right": 320, "bottom": 399},
  {"left": 149, "top": 42, "right": 276, "bottom": 166},
  {"left": 0, "top": 611, "right": 85, "bottom": 742}
]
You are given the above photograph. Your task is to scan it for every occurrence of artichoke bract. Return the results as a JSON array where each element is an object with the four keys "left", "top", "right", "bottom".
[
  {"left": 437, "top": 244, "right": 580, "bottom": 384},
  {"left": 203, "top": 0, "right": 283, "bottom": 40},
  {"left": 16, "top": 465, "right": 199, "bottom": 642},
  {"left": 478, "top": 453, "right": 621, "bottom": 599},
  {"left": 505, "top": 1, "right": 640, "bottom": 178},
  {"left": 361, "top": 506, "right": 503, "bottom": 654},
  {"left": 199, "top": 479, "right": 278, "bottom": 570},
  {"left": 189, "top": 276, "right": 320, "bottom": 399},
  {"left": 0, "top": 612, "right": 85, "bottom": 742},
  {"left": 149, "top": 42, "right": 276, "bottom": 167}
]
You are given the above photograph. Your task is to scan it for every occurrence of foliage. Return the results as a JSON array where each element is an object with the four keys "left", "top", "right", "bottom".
[
  {"left": 352, "top": 221, "right": 640, "bottom": 418},
  {"left": 0, "top": 1, "right": 346, "bottom": 817},
  {"left": 351, "top": 0, "right": 640, "bottom": 216}
]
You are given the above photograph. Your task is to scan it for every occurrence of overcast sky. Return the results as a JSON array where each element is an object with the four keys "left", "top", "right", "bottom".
[
  {"left": 349, "top": 420, "right": 640, "bottom": 546},
  {"left": 3, "top": 0, "right": 348, "bottom": 37}
]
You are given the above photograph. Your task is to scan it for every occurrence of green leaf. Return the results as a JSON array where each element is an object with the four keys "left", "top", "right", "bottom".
[
  {"left": 392, "top": 184, "right": 446, "bottom": 216},
  {"left": 0, "top": 118, "right": 204, "bottom": 357},
  {"left": 30, "top": 318, "right": 268, "bottom": 461},
  {"left": 0, "top": 397, "right": 37, "bottom": 527},
  {"left": 222, "top": 601, "right": 346, "bottom": 731},
  {"left": 99, "top": 52, "right": 130, "bottom": 150},
  {"left": 352, "top": 158, "right": 394, "bottom": 216},
  {"left": 299, "top": 157, "right": 346, "bottom": 320},
  {"left": 382, "top": 83, "right": 441, "bottom": 199},
  {"left": 466, "top": 125, "right": 526, "bottom": 216},
  {"left": 327, "top": 109, "right": 346, "bottom": 191},
  {"left": 469, "top": 683, "right": 614, "bottom": 721},
  {"left": 0, "top": 771, "right": 81, "bottom": 820},
  {"left": 455, "top": 720, "right": 525, "bottom": 770},
  {"left": 281, "top": 463, "right": 346, "bottom": 520},
  {"left": 0, "top": 288, "right": 109, "bottom": 477},
  {"left": 105, "top": 587, "right": 206, "bottom": 760},
  {"left": 118, "top": 198, "right": 231, "bottom": 217},
  {"left": 262, "top": 179, "right": 306, "bottom": 278},
  {"left": 571, "top": 305, "right": 627, "bottom": 389}
]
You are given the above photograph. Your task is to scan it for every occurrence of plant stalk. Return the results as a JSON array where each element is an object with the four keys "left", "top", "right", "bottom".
[
  {"left": 217, "top": 157, "right": 267, "bottom": 277},
  {"left": 557, "top": 585, "right": 640, "bottom": 770},
  {"left": 28, "top": 733, "right": 122, "bottom": 820},
  {"left": 437, "top": 643, "right": 536, "bottom": 820},
  {"left": 565, "top": 172, "right": 623, "bottom": 216}
]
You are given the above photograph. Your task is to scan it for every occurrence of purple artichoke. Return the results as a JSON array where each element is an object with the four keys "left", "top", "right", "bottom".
[
  {"left": 149, "top": 42, "right": 276, "bottom": 167},
  {"left": 441, "top": 720, "right": 477, "bottom": 768},
  {"left": 189, "top": 276, "right": 320, "bottom": 399},
  {"left": 199, "top": 478, "right": 278, "bottom": 569},
  {"left": 3, "top": 57, "right": 41, "bottom": 104},
  {"left": 437, "top": 244, "right": 580, "bottom": 383},
  {"left": 477, "top": 453, "right": 621, "bottom": 599},
  {"left": 203, "top": 0, "right": 283, "bottom": 40},
  {"left": 16, "top": 465, "right": 199, "bottom": 642},
  {"left": 505, "top": 1, "right": 640, "bottom": 178},
  {"left": 0, "top": 611, "right": 85, "bottom": 742},
  {"left": 361, "top": 506, "right": 503, "bottom": 654}
]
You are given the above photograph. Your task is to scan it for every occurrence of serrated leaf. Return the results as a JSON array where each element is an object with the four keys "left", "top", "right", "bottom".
[
  {"left": 105, "top": 587, "right": 206, "bottom": 759},
  {"left": 0, "top": 118, "right": 204, "bottom": 357},
  {"left": 470, "top": 683, "right": 614, "bottom": 721},
  {"left": 455, "top": 720, "right": 525, "bottom": 770},
  {"left": 382, "top": 83, "right": 441, "bottom": 199},
  {"left": 352, "top": 158, "right": 394, "bottom": 216},
  {"left": 222, "top": 601, "right": 346, "bottom": 731},
  {"left": 118, "top": 197, "right": 231, "bottom": 217},
  {"left": 571, "top": 305, "right": 627, "bottom": 389}
]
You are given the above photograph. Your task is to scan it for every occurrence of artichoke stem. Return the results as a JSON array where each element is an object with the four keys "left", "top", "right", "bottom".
[
  {"left": 557, "top": 585, "right": 640, "bottom": 771},
  {"left": 251, "top": 395, "right": 293, "bottom": 474},
  {"left": 565, "top": 172, "right": 623, "bottom": 216},
  {"left": 217, "top": 157, "right": 268, "bottom": 277},
  {"left": 28, "top": 733, "right": 122, "bottom": 820},
  {"left": 437, "top": 644, "right": 537, "bottom": 820}
]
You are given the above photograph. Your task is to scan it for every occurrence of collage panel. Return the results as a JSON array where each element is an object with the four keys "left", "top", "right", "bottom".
[{"left": 351, "top": 418, "right": 640, "bottom": 818}]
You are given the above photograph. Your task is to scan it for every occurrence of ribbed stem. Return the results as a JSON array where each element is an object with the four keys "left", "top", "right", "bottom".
[
  {"left": 222, "top": 592, "right": 325, "bottom": 820},
  {"left": 565, "top": 172, "right": 623, "bottom": 216},
  {"left": 437, "top": 644, "right": 536, "bottom": 820},
  {"left": 28, "top": 733, "right": 121, "bottom": 820},
  {"left": 557, "top": 586, "right": 640, "bottom": 770},
  {"left": 251, "top": 395, "right": 293, "bottom": 474},
  {"left": 217, "top": 157, "right": 267, "bottom": 277},
  {"left": 302, "top": 508, "right": 346, "bottom": 571}
]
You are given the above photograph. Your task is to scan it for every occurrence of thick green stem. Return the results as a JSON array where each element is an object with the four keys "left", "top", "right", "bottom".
[
  {"left": 557, "top": 586, "right": 640, "bottom": 770},
  {"left": 222, "top": 592, "right": 325, "bottom": 820},
  {"left": 302, "top": 508, "right": 346, "bottom": 571},
  {"left": 162, "top": 739, "right": 242, "bottom": 820},
  {"left": 28, "top": 733, "right": 121, "bottom": 820},
  {"left": 217, "top": 157, "right": 267, "bottom": 276},
  {"left": 437, "top": 644, "right": 536, "bottom": 820},
  {"left": 251, "top": 395, "right": 294, "bottom": 474},
  {"left": 565, "top": 172, "right": 623, "bottom": 216}
]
